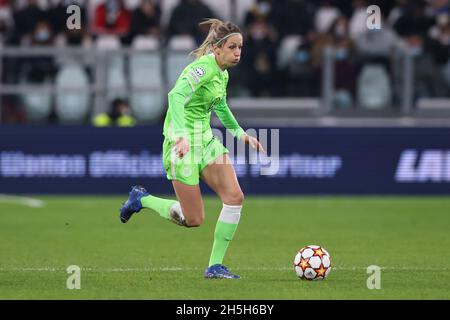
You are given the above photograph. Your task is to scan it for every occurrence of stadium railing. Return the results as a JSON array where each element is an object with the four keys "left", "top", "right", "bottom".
[{"left": 0, "top": 45, "right": 449, "bottom": 125}]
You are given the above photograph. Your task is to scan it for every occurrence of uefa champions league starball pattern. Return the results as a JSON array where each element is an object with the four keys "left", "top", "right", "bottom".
[{"left": 294, "top": 245, "right": 332, "bottom": 280}]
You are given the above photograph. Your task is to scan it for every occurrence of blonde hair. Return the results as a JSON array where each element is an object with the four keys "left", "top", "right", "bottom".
[{"left": 190, "top": 18, "right": 242, "bottom": 58}]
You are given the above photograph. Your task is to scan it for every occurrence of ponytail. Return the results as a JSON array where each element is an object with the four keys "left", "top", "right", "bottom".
[{"left": 190, "top": 18, "right": 242, "bottom": 59}]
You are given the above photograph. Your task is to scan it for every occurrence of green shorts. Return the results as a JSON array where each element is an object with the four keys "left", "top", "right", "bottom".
[{"left": 162, "top": 136, "right": 229, "bottom": 185}]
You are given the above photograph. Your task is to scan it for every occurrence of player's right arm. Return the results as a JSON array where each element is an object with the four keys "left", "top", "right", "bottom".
[
  {"left": 167, "top": 78, "right": 192, "bottom": 158},
  {"left": 167, "top": 61, "right": 212, "bottom": 158}
]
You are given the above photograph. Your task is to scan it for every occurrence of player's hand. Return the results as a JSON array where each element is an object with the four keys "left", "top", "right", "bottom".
[
  {"left": 174, "top": 137, "right": 190, "bottom": 159},
  {"left": 241, "top": 134, "right": 266, "bottom": 154}
]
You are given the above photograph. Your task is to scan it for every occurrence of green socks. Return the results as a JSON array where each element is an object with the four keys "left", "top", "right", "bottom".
[
  {"left": 140, "top": 196, "right": 243, "bottom": 263},
  {"left": 208, "top": 204, "right": 242, "bottom": 267},
  {"left": 140, "top": 195, "right": 186, "bottom": 226}
]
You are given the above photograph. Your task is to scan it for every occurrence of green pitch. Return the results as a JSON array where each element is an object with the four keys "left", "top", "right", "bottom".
[{"left": 0, "top": 196, "right": 449, "bottom": 299}]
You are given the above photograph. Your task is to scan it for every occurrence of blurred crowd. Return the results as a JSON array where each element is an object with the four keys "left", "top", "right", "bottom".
[{"left": 0, "top": 0, "right": 450, "bottom": 124}]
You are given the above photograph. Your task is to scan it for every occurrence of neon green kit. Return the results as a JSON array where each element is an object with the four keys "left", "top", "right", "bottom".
[{"left": 162, "top": 53, "right": 245, "bottom": 185}]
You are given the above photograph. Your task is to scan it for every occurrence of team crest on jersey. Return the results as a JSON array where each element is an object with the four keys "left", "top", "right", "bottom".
[{"left": 195, "top": 67, "right": 205, "bottom": 77}]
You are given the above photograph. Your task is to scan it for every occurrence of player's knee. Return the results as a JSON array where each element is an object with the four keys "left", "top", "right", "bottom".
[
  {"left": 185, "top": 215, "right": 204, "bottom": 227},
  {"left": 223, "top": 190, "right": 244, "bottom": 205}
]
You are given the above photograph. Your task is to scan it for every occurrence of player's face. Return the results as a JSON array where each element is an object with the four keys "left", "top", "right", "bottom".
[{"left": 216, "top": 34, "right": 243, "bottom": 69}]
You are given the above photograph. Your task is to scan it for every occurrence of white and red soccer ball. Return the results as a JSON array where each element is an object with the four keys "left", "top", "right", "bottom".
[{"left": 294, "top": 245, "right": 332, "bottom": 280}]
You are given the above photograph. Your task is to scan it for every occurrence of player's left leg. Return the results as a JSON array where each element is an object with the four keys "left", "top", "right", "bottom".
[{"left": 200, "top": 153, "right": 244, "bottom": 279}]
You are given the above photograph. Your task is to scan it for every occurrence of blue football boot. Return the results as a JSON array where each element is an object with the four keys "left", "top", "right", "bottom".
[
  {"left": 204, "top": 264, "right": 240, "bottom": 279},
  {"left": 119, "top": 185, "right": 149, "bottom": 223}
]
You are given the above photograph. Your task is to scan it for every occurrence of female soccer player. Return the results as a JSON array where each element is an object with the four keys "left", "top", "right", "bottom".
[{"left": 119, "top": 19, "right": 265, "bottom": 279}]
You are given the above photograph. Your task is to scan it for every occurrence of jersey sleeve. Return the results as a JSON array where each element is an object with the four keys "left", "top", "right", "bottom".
[
  {"left": 180, "top": 62, "right": 213, "bottom": 93},
  {"left": 214, "top": 97, "right": 245, "bottom": 139},
  {"left": 167, "top": 77, "right": 192, "bottom": 140},
  {"left": 167, "top": 61, "right": 214, "bottom": 141}
]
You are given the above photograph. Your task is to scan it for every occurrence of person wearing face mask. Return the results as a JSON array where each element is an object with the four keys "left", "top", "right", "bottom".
[
  {"left": 12, "top": 0, "right": 45, "bottom": 44},
  {"left": 244, "top": 0, "right": 274, "bottom": 27},
  {"left": 93, "top": 0, "right": 131, "bottom": 36},
  {"left": 283, "top": 42, "right": 320, "bottom": 97},
  {"left": 243, "top": 18, "right": 279, "bottom": 96},
  {"left": 22, "top": 20, "right": 56, "bottom": 83},
  {"left": 334, "top": 39, "right": 359, "bottom": 108},
  {"left": 128, "top": 0, "right": 162, "bottom": 41},
  {"left": 405, "top": 33, "right": 449, "bottom": 98},
  {"left": 32, "top": 21, "right": 53, "bottom": 45}
]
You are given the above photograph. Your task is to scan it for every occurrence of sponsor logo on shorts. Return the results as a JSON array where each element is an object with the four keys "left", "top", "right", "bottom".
[{"left": 181, "top": 166, "right": 193, "bottom": 178}]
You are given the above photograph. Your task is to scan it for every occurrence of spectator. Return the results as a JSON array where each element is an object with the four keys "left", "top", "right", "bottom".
[
  {"left": 393, "top": 0, "right": 434, "bottom": 37},
  {"left": 349, "top": 0, "right": 368, "bottom": 40},
  {"left": 330, "top": 14, "right": 350, "bottom": 40},
  {"left": 327, "top": 15, "right": 360, "bottom": 107},
  {"left": 58, "top": 23, "right": 92, "bottom": 48},
  {"left": 1, "top": 1, "right": 17, "bottom": 84},
  {"left": 128, "top": 0, "right": 161, "bottom": 41},
  {"left": 29, "top": 20, "right": 54, "bottom": 45},
  {"left": 92, "top": 0, "right": 131, "bottom": 36},
  {"left": 21, "top": 20, "right": 56, "bottom": 82},
  {"left": 51, "top": 1, "right": 92, "bottom": 69},
  {"left": 405, "top": 33, "right": 449, "bottom": 98},
  {"left": 427, "top": 9, "right": 450, "bottom": 92},
  {"left": 244, "top": 0, "right": 274, "bottom": 27},
  {"left": 387, "top": 0, "right": 409, "bottom": 28},
  {"left": 242, "top": 18, "right": 279, "bottom": 96},
  {"left": 168, "top": 0, "right": 215, "bottom": 44},
  {"left": 310, "top": 29, "right": 334, "bottom": 68},
  {"left": 354, "top": 13, "right": 400, "bottom": 68},
  {"left": 282, "top": 41, "right": 321, "bottom": 97},
  {"left": 49, "top": 0, "right": 88, "bottom": 36},
  {"left": 370, "top": 0, "right": 395, "bottom": 18},
  {"left": 314, "top": 0, "right": 340, "bottom": 34},
  {"left": 0, "top": 0, "right": 14, "bottom": 43},
  {"left": 428, "top": 9, "right": 450, "bottom": 53},
  {"left": 92, "top": 98, "right": 136, "bottom": 127},
  {"left": 270, "top": 0, "right": 315, "bottom": 37},
  {"left": 333, "top": 43, "right": 359, "bottom": 108},
  {"left": 12, "top": 0, "right": 46, "bottom": 44}
]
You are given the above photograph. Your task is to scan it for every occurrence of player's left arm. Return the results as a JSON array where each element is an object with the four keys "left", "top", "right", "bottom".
[{"left": 214, "top": 98, "right": 265, "bottom": 154}]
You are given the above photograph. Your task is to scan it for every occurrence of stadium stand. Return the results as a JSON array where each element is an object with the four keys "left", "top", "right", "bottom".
[{"left": 0, "top": 0, "right": 449, "bottom": 125}]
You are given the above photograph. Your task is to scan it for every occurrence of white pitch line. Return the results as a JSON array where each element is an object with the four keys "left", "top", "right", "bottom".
[
  {"left": 0, "top": 266, "right": 449, "bottom": 272},
  {"left": 0, "top": 194, "right": 44, "bottom": 208}
]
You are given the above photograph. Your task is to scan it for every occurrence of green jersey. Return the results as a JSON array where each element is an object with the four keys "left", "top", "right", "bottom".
[{"left": 163, "top": 53, "right": 245, "bottom": 146}]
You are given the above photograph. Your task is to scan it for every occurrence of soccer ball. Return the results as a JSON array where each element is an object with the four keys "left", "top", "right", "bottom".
[{"left": 293, "top": 245, "right": 332, "bottom": 280}]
